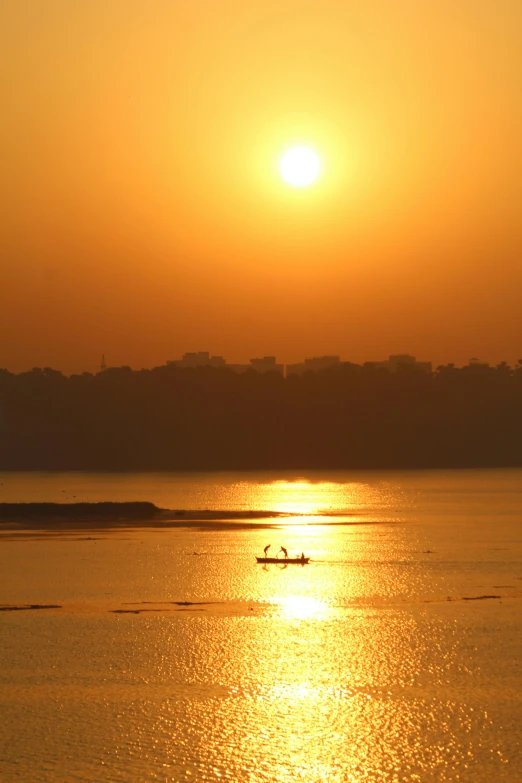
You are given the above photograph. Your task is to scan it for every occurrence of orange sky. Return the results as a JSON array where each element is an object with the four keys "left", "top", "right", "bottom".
[{"left": 2, "top": 0, "right": 521, "bottom": 373}]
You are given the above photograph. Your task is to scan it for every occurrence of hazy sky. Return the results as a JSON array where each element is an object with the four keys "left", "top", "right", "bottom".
[{"left": 2, "top": 0, "right": 521, "bottom": 373}]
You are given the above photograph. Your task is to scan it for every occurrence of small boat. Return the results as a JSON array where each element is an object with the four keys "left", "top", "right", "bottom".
[{"left": 256, "top": 556, "right": 309, "bottom": 564}]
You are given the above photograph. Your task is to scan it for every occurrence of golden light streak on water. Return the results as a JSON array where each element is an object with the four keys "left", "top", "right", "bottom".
[
  {"left": 251, "top": 479, "right": 370, "bottom": 515},
  {"left": 275, "top": 595, "right": 332, "bottom": 620},
  {"left": 1, "top": 470, "right": 521, "bottom": 781}
]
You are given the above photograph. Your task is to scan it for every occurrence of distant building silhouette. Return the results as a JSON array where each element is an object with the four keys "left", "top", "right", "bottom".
[
  {"left": 389, "top": 354, "right": 432, "bottom": 373},
  {"left": 167, "top": 352, "right": 226, "bottom": 368},
  {"left": 467, "top": 357, "right": 490, "bottom": 369},
  {"left": 166, "top": 352, "right": 283, "bottom": 374},
  {"left": 166, "top": 351, "right": 433, "bottom": 376},
  {"left": 286, "top": 355, "right": 340, "bottom": 377},
  {"left": 249, "top": 356, "right": 284, "bottom": 375},
  {"left": 365, "top": 354, "right": 432, "bottom": 373}
]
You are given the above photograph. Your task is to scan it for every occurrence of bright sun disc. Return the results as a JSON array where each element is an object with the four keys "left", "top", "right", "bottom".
[{"left": 280, "top": 146, "right": 320, "bottom": 187}]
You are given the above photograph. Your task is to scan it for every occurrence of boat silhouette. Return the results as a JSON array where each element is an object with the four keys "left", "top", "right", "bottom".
[{"left": 256, "top": 556, "right": 309, "bottom": 564}]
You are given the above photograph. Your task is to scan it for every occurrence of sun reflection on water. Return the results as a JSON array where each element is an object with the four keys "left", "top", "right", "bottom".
[
  {"left": 2, "top": 491, "right": 515, "bottom": 783},
  {"left": 275, "top": 595, "right": 332, "bottom": 620},
  {"left": 245, "top": 479, "right": 373, "bottom": 515}
]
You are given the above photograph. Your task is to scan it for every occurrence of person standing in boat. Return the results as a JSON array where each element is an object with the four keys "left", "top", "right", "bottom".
[
  {"left": 279, "top": 546, "right": 289, "bottom": 559},
  {"left": 263, "top": 545, "right": 270, "bottom": 557}
]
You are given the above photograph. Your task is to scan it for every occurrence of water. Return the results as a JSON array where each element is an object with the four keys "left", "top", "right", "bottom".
[
  {"left": 1, "top": 469, "right": 521, "bottom": 782},
  {"left": 1, "top": 467, "right": 521, "bottom": 516}
]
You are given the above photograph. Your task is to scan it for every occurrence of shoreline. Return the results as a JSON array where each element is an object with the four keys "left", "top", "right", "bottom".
[
  {"left": 0, "top": 502, "right": 284, "bottom": 531},
  {"left": 0, "top": 501, "right": 324, "bottom": 532},
  {"left": 0, "top": 501, "right": 380, "bottom": 534}
]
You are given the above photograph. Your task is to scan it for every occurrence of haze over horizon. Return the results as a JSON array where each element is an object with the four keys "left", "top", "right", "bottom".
[{"left": 2, "top": 0, "right": 521, "bottom": 375}]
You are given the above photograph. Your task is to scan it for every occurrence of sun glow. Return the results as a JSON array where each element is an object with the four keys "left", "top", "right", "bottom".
[
  {"left": 280, "top": 146, "right": 321, "bottom": 187},
  {"left": 278, "top": 596, "right": 331, "bottom": 620}
]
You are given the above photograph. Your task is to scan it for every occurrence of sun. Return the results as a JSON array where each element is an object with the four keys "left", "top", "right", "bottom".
[{"left": 280, "top": 146, "right": 321, "bottom": 187}]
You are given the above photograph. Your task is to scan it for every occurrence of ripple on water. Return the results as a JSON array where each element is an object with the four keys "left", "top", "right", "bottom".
[{"left": 0, "top": 607, "right": 519, "bottom": 782}]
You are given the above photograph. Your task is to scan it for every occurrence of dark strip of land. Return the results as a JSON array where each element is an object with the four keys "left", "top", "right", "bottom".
[
  {"left": 0, "top": 501, "right": 161, "bottom": 520},
  {"left": 0, "top": 502, "right": 292, "bottom": 531},
  {"left": 0, "top": 604, "right": 62, "bottom": 611}
]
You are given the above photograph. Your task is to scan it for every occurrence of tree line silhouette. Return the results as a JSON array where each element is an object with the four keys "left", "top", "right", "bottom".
[{"left": 1, "top": 361, "right": 522, "bottom": 470}]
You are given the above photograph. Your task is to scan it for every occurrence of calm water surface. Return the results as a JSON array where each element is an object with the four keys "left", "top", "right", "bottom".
[{"left": 1, "top": 469, "right": 521, "bottom": 782}]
